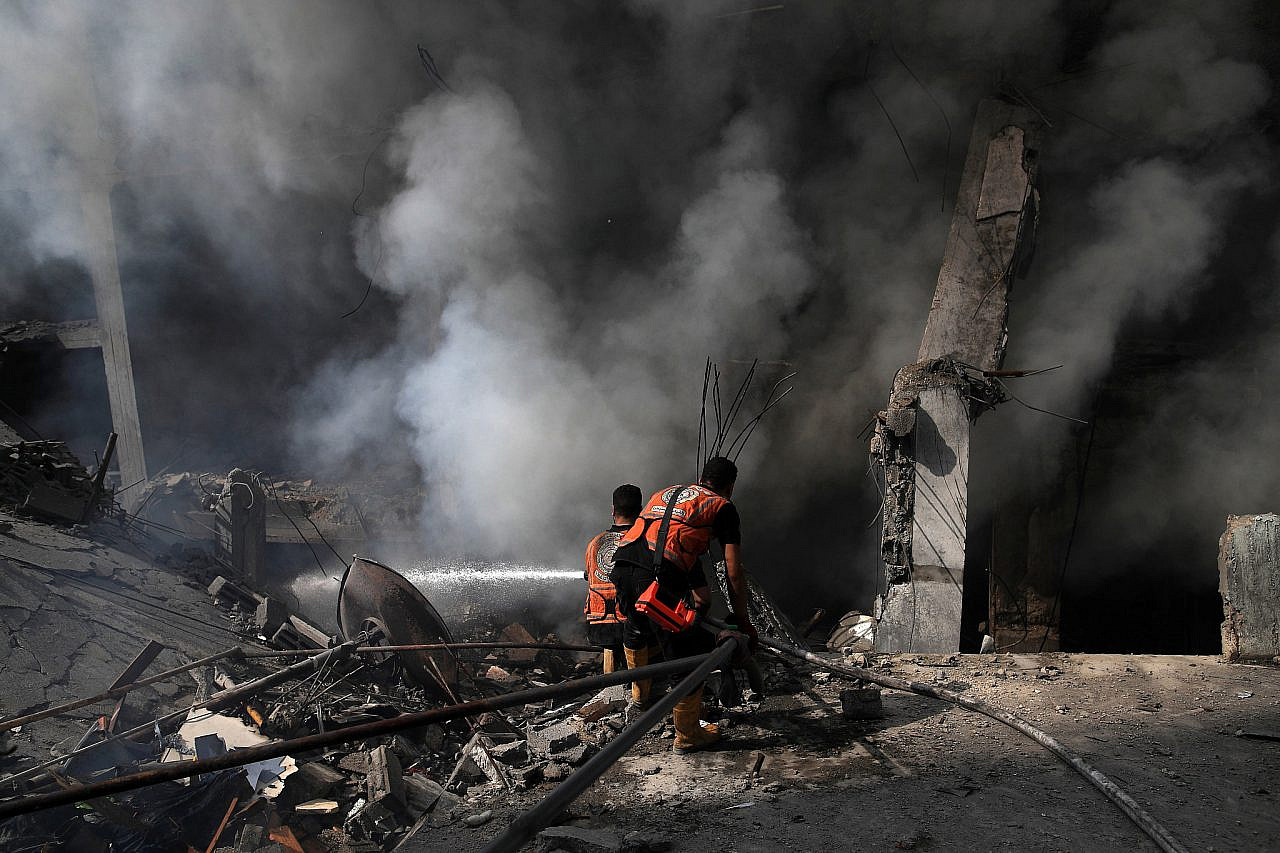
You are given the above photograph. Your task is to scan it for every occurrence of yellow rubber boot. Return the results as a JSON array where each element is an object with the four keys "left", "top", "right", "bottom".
[
  {"left": 672, "top": 686, "right": 721, "bottom": 754},
  {"left": 602, "top": 648, "right": 618, "bottom": 675},
  {"left": 624, "top": 647, "right": 651, "bottom": 708}
]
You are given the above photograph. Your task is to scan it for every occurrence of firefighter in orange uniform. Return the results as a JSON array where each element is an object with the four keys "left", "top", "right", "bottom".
[
  {"left": 611, "top": 456, "right": 757, "bottom": 754},
  {"left": 583, "top": 484, "right": 642, "bottom": 674}
]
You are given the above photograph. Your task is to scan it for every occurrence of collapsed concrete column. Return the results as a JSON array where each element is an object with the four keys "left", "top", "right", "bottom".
[
  {"left": 1219, "top": 514, "right": 1280, "bottom": 662},
  {"left": 872, "top": 99, "right": 1044, "bottom": 652},
  {"left": 216, "top": 469, "right": 267, "bottom": 586}
]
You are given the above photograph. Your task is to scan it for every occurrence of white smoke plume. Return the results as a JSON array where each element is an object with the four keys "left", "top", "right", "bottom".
[{"left": 1, "top": 1, "right": 1276, "bottom": 630}]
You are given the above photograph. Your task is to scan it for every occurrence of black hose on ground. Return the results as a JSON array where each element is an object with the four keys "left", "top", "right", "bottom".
[
  {"left": 705, "top": 617, "right": 1189, "bottom": 853},
  {"left": 481, "top": 636, "right": 742, "bottom": 853}
]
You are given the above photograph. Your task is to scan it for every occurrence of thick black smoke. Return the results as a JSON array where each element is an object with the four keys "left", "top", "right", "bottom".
[{"left": 1, "top": 2, "right": 1276, "bottom": 628}]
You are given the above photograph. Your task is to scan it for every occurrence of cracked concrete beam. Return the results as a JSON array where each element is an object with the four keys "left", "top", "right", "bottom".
[{"left": 873, "top": 99, "right": 1045, "bottom": 653}]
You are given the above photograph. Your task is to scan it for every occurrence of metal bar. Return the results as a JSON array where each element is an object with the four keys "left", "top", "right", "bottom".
[
  {"left": 0, "top": 648, "right": 243, "bottom": 735},
  {"left": 0, "top": 654, "right": 711, "bottom": 818},
  {"left": 107, "top": 640, "right": 165, "bottom": 692},
  {"left": 0, "top": 635, "right": 370, "bottom": 788},
  {"left": 105, "top": 639, "right": 165, "bottom": 733},
  {"left": 482, "top": 637, "right": 741, "bottom": 853},
  {"left": 239, "top": 641, "right": 603, "bottom": 659},
  {"left": 80, "top": 431, "right": 117, "bottom": 523},
  {"left": 706, "top": 618, "right": 1189, "bottom": 853}
]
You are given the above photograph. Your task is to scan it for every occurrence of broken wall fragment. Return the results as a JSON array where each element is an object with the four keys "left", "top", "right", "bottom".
[{"left": 1219, "top": 513, "right": 1280, "bottom": 661}]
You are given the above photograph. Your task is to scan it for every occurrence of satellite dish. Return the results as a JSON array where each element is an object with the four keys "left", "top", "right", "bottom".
[{"left": 336, "top": 555, "right": 459, "bottom": 697}]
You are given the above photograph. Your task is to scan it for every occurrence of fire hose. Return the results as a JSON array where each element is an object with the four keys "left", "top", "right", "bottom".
[
  {"left": 702, "top": 616, "right": 1189, "bottom": 853},
  {"left": 481, "top": 635, "right": 742, "bottom": 853}
]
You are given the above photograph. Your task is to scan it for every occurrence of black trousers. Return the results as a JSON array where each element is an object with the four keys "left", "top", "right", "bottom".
[{"left": 611, "top": 550, "right": 714, "bottom": 661}]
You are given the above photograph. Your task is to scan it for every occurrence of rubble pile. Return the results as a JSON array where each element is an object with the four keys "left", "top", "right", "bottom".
[
  {"left": 0, "top": 440, "right": 110, "bottom": 524},
  {"left": 0, "top": 556, "right": 670, "bottom": 852},
  {"left": 133, "top": 471, "right": 425, "bottom": 543}
]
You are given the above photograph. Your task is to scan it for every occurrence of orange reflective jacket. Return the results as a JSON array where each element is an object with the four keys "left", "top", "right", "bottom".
[
  {"left": 618, "top": 484, "right": 729, "bottom": 572},
  {"left": 583, "top": 528, "right": 625, "bottom": 624}
]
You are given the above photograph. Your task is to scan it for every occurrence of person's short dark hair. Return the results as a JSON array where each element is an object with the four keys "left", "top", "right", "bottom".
[
  {"left": 700, "top": 457, "right": 738, "bottom": 492},
  {"left": 612, "top": 484, "right": 642, "bottom": 519}
]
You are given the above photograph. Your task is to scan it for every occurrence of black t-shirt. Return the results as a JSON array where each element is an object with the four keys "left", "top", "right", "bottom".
[{"left": 712, "top": 502, "right": 741, "bottom": 546}]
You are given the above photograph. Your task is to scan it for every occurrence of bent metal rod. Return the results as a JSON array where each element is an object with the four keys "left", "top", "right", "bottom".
[
  {"left": 0, "top": 653, "right": 712, "bottom": 819},
  {"left": 0, "top": 641, "right": 602, "bottom": 736}
]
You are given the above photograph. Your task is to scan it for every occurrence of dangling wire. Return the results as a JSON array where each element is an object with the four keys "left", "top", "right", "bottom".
[
  {"left": 726, "top": 372, "right": 797, "bottom": 461},
  {"left": 711, "top": 358, "right": 758, "bottom": 459}
]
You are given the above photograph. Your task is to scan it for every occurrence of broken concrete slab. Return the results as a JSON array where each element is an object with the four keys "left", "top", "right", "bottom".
[
  {"left": 366, "top": 745, "right": 405, "bottom": 808},
  {"left": 526, "top": 720, "right": 581, "bottom": 758},
  {"left": 554, "top": 741, "right": 598, "bottom": 766},
  {"left": 1220, "top": 514, "right": 1280, "bottom": 661},
  {"left": 489, "top": 739, "right": 529, "bottom": 765},
  {"left": 536, "top": 825, "right": 622, "bottom": 853},
  {"left": 578, "top": 685, "right": 628, "bottom": 722},
  {"left": 208, "top": 575, "right": 258, "bottom": 610},
  {"left": 255, "top": 597, "right": 289, "bottom": 637},
  {"left": 500, "top": 622, "right": 538, "bottom": 663}
]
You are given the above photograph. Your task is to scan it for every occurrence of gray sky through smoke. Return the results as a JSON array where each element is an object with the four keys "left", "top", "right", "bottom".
[{"left": 1, "top": 1, "right": 1277, "bottom": 624}]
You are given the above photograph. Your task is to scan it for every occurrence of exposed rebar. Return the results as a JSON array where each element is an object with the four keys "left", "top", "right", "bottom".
[{"left": 0, "top": 654, "right": 712, "bottom": 818}]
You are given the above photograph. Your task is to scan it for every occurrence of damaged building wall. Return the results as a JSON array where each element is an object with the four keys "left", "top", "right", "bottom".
[
  {"left": 1219, "top": 513, "right": 1280, "bottom": 662},
  {"left": 873, "top": 99, "right": 1044, "bottom": 653}
]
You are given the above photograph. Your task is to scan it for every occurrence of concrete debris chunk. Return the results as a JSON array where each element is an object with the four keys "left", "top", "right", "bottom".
[
  {"left": 554, "top": 741, "right": 598, "bottom": 766},
  {"left": 577, "top": 685, "right": 628, "bottom": 722},
  {"left": 500, "top": 622, "right": 539, "bottom": 663},
  {"left": 526, "top": 720, "right": 581, "bottom": 758},
  {"left": 450, "top": 733, "right": 513, "bottom": 790},
  {"left": 255, "top": 597, "right": 288, "bottom": 637},
  {"left": 485, "top": 664, "right": 516, "bottom": 683},
  {"left": 489, "top": 739, "right": 529, "bottom": 765},
  {"left": 208, "top": 575, "right": 257, "bottom": 609},
  {"left": 621, "top": 831, "right": 674, "bottom": 853},
  {"left": 536, "top": 825, "right": 623, "bottom": 853},
  {"left": 404, "top": 774, "right": 462, "bottom": 819},
  {"left": 839, "top": 685, "right": 884, "bottom": 720},
  {"left": 366, "top": 745, "right": 405, "bottom": 807},
  {"left": 289, "top": 761, "right": 345, "bottom": 800}
]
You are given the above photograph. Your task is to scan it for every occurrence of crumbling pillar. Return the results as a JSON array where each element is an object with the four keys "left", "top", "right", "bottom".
[
  {"left": 1219, "top": 514, "right": 1280, "bottom": 661},
  {"left": 216, "top": 469, "right": 267, "bottom": 586},
  {"left": 873, "top": 99, "right": 1044, "bottom": 652}
]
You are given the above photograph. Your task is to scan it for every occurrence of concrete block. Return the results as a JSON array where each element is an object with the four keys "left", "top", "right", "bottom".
[
  {"left": 554, "top": 741, "right": 597, "bottom": 766},
  {"left": 489, "top": 739, "right": 529, "bottom": 765},
  {"left": 501, "top": 622, "right": 539, "bottom": 663},
  {"left": 366, "top": 745, "right": 405, "bottom": 807},
  {"left": 1220, "top": 514, "right": 1280, "bottom": 661},
  {"left": 290, "top": 761, "right": 345, "bottom": 799},
  {"left": 255, "top": 598, "right": 288, "bottom": 636},
  {"left": 578, "top": 685, "right": 628, "bottom": 722},
  {"left": 526, "top": 720, "right": 580, "bottom": 758},
  {"left": 839, "top": 685, "right": 884, "bottom": 720},
  {"left": 207, "top": 575, "right": 257, "bottom": 609}
]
